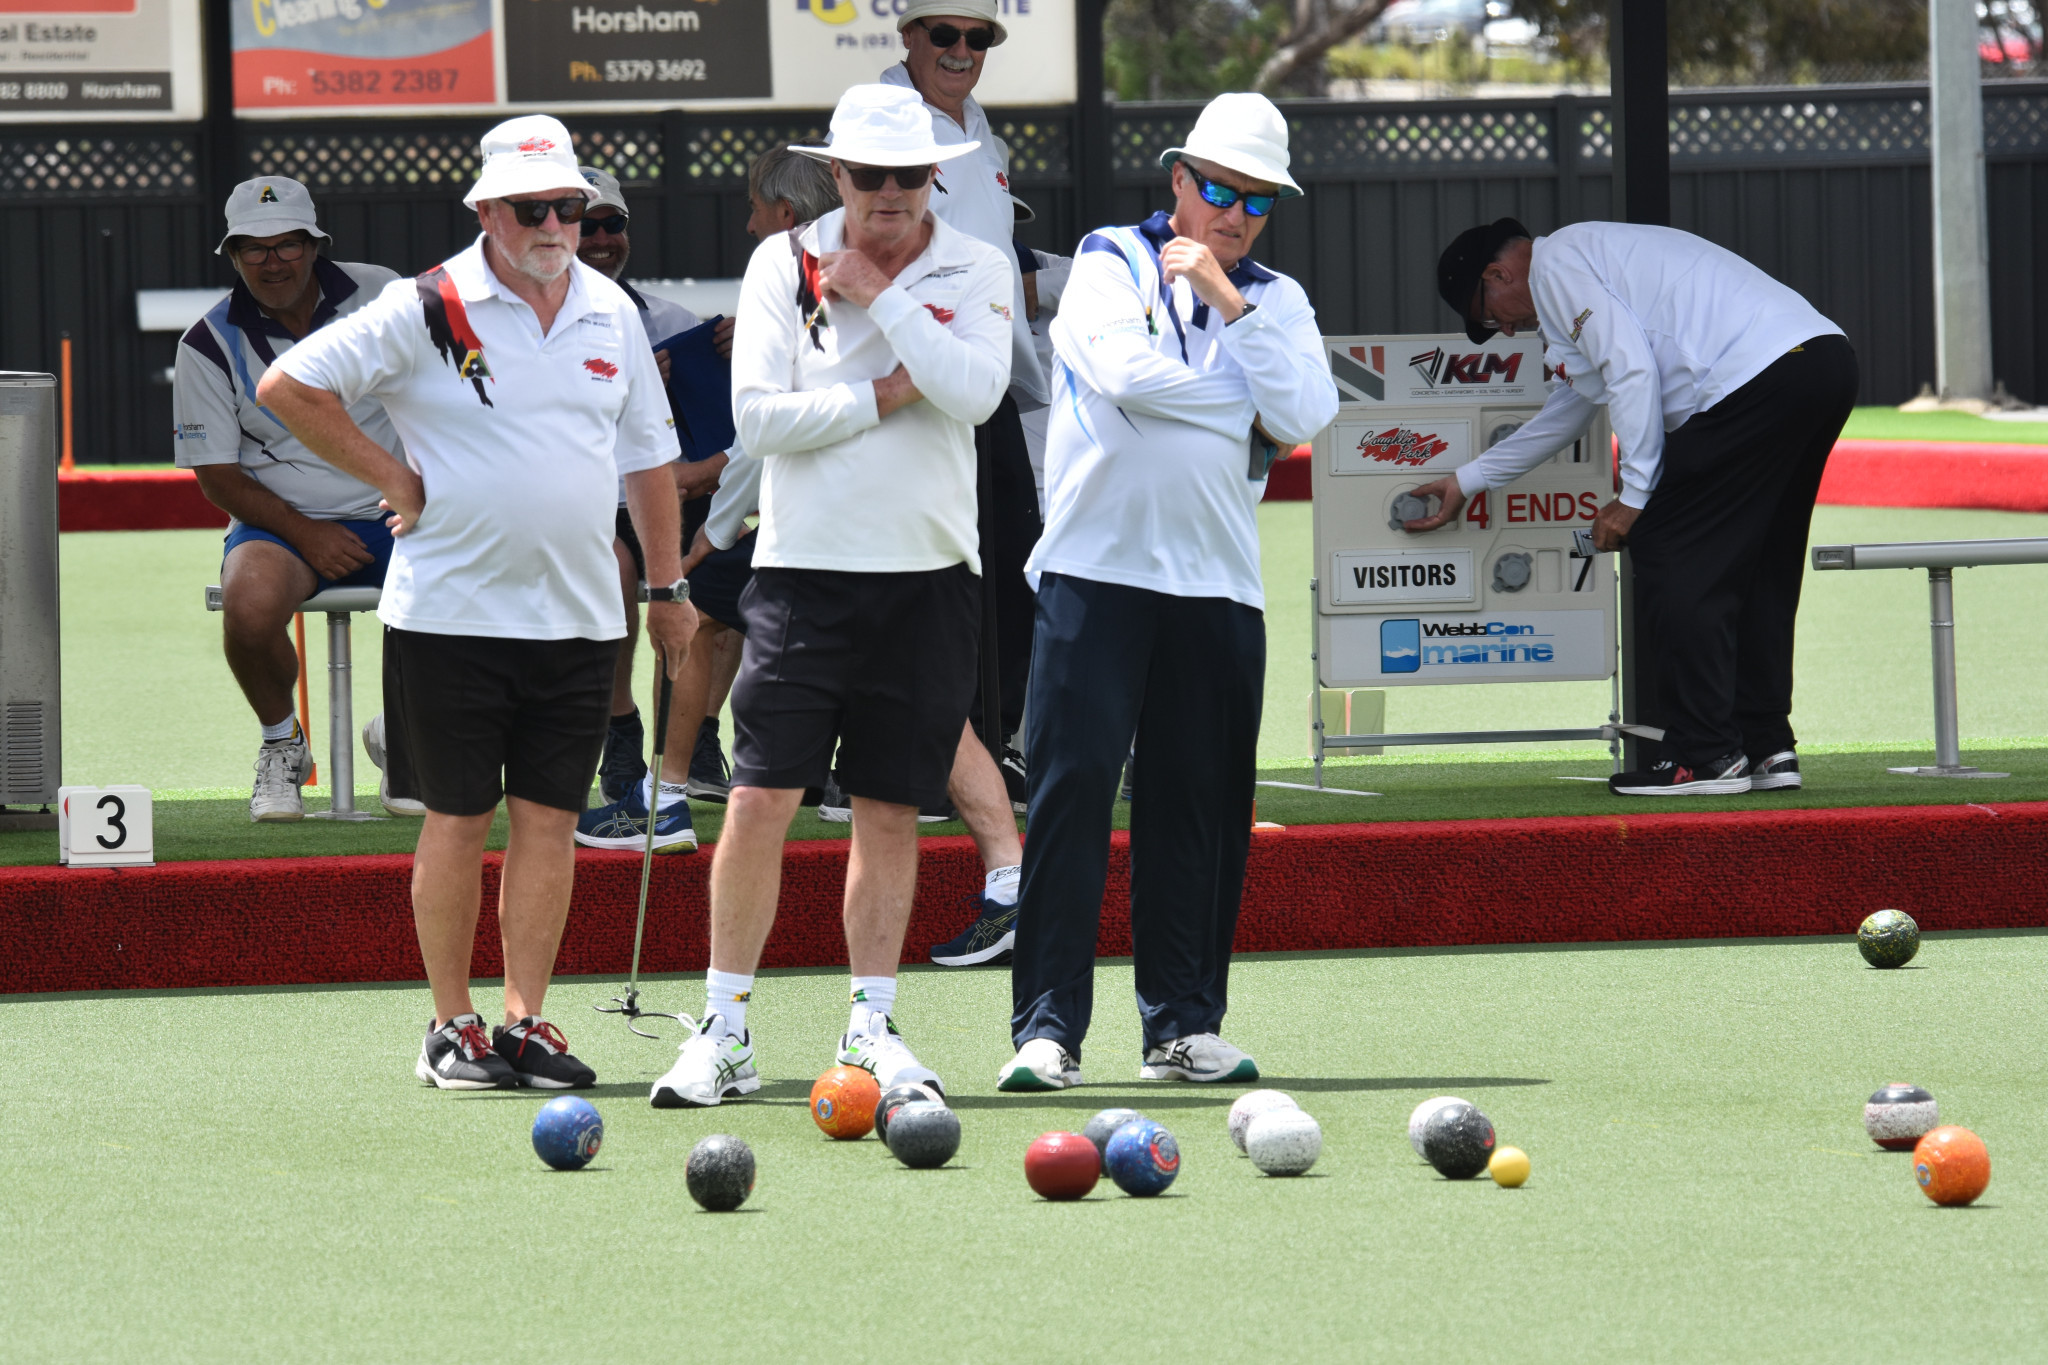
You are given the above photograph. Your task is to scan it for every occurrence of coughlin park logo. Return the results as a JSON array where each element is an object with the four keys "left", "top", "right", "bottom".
[
  {"left": 799, "top": 0, "right": 859, "bottom": 24},
  {"left": 1357, "top": 427, "right": 1449, "bottom": 467}
]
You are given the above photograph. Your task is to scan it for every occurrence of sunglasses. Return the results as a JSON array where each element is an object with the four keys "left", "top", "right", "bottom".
[
  {"left": 234, "top": 238, "right": 309, "bottom": 266},
  {"left": 1186, "top": 166, "right": 1278, "bottom": 218},
  {"left": 921, "top": 19, "right": 995, "bottom": 50},
  {"left": 580, "top": 213, "right": 629, "bottom": 237},
  {"left": 841, "top": 163, "right": 934, "bottom": 192},
  {"left": 504, "top": 196, "right": 587, "bottom": 228}
]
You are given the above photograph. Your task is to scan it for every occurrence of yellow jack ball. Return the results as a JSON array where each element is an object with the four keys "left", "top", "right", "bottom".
[{"left": 1489, "top": 1145, "right": 1530, "bottom": 1187}]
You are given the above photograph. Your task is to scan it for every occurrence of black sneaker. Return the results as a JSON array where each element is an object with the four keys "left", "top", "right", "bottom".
[
  {"left": 930, "top": 893, "right": 1018, "bottom": 966},
  {"left": 999, "top": 743, "right": 1028, "bottom": 814},
  {"left": 1749, "top": 749, "right": 1801, "bottom": 791},
  {"left": 1608, "top": 753, "right": 1752, "bottom": 796},
  {"left": 686, "top": 717, "right": 732, "bottom": 804},
  {"left": 493, "top": 1016, "right": 597, "bottom": 1089},
  {"left": 599, "top": 711, "right": 648, "bottom": 804},
  {"left": 416, "top": 1013, "right": 518, "bottom": 1090}
]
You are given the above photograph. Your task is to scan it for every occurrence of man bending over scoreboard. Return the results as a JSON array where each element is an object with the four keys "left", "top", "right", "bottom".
[{"left": 1408, "top": 218, "right": 1857, "bottom": 797}]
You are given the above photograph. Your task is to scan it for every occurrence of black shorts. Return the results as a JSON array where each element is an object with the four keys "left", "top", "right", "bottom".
[
  {"left": 730, "top": 564, "right": 979, "bottom": 808},
  {"left": 614, "top": 495, "right": 710, "bottom": 585},
  {"left": 382, "top": 628, "right": 617, "bottom": 816},
  {"left": 688, "top": 530, "right": 756, "bottom": 632}
]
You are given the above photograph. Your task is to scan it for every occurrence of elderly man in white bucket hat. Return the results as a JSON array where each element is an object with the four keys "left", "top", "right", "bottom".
[
  {"left": 258, "top": 114, "right": 695, "bottom": 1094},
  {"left": 997, "top": 93, "right": 1339, "bottom": 1092},
  {"left": 645, "top": 83, "right": 1013, "bottom": 1109}
]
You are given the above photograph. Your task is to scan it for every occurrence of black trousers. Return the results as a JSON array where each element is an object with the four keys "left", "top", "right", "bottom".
[
  {"left": 974, "top": 394, "right": 1041, "bottom": 741},
  {"left": 1628, "top": 334, "right": 1859, "bottom": 766},
  {"left": 1010, "top": 573, "right": 1265, "bottom": 1060}
]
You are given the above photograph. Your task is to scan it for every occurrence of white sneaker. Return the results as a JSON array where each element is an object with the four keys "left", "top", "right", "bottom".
[
  {"left": 997, "top": 1036, "right": 1081, "bottom": 1092},
  {"left": 249, "top": 733, "right": 310, "bottom": 822},
  {"left": 838, "top": 1009, "right": 944, "bottom": 1097},
  {"left": 1138, "top": 1033, "right": 1260, "bottom": 1083},
  {"left": 362, "top": 713, "right": 426, "bottom": 817},
  {"left": 650, "top": 1013, "right": 759, "bottom": 1108}
]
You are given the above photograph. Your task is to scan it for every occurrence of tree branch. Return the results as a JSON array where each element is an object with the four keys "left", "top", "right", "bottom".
[{"left": 1255, "top": 0, "right": 1398, "bottom": 94}]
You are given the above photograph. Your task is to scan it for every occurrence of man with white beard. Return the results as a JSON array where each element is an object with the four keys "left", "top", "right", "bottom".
[{"left": 258, "top": 115, "right": 693, "bottom": 1092}]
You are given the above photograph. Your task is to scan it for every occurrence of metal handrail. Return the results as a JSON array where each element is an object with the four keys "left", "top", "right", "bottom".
[{"left": 1809, "top": 538, "right": 2048, "bottom": 777}]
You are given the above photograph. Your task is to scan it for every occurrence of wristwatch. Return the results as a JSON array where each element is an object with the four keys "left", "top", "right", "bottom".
[
  {"left": 1228, "top": 302, "right": 1259, "bottom": 325},
  {"left": 647, "top": 577, "right": 691, "bottom": 603}
]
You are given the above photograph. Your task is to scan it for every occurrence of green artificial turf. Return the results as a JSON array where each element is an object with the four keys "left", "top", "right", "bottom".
[
  {"left": 5, "top": 935, "right": 2046, "bottom": 1361},
  {"left": 13, "top": 502, "right": 2048, "bottom": 867},
  {"left": 1839, "top": 404, "right": 2048, "bottom": 445}
]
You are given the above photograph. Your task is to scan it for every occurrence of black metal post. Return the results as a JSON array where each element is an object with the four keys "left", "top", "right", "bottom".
[
  {"left": 1074, "top": 0, "right": 1113, "bottom": 234},
  {"left": 1608, "top": 0, "right": 1668, "bottom": 770},
  {"left": 201, "top": 0, "right": 239, "bottom": 214}
]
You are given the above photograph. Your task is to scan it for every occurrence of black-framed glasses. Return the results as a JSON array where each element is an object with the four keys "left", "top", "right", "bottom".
[
  {"left": 580, "top": 213, "right": 629, "bottom": 237},
  {"left": 922, "top": 19, "right": 994, "bottom": 50},
  {"left": 842, "top": 163, "right": 934, "bottom": 192},
  {"left": 505, "top": 196, "right": 588, "bottom": 228},
  {"left": 1186, "top": 166, "right": 1278, "bottom": 218},
  {"left": 234, "top": 238, "right": 309, "bottom": 266}
]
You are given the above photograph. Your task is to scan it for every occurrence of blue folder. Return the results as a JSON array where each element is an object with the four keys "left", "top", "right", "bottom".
[{"left": 655, "top": 314, "right": 735, "bottom": 463}]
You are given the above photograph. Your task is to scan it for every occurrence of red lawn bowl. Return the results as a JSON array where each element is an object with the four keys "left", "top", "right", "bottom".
[{"left": 1025, "top": 1131, "right": 1101, "bottom": 1201}]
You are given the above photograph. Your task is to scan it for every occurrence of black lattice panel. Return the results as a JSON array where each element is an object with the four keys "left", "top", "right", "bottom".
[
  {"left": 246, "top": 127, "right": 485, "bottom": 190},
  {"left": 1, "top": 134, "right": 198, "bottom": 197},
  {"left": 680, "top": 121, "right": 829, "bottom": 181},
  {"left": 1293, "top": 107, "right": 1554, "bottom": 172},
  {"left": 1668, "top": 97, "right": 1927, "bottom": 161},
  {"left": 1985, "top": 91, "right": 2048, "bottom": 154},
  {"left": 1110, "top": 112, "right": 1196, "bottom": 177},
  {"left": 573, "top": 128, "right": 662, "bottom": 183},
  {"left": 990, "top": 114, "right": 1070, "bottom": 181}
]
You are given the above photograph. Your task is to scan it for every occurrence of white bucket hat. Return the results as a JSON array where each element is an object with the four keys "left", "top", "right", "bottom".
[
  {"left": 216, "top": 176, "right": 330, "bottom": 255},
  {"left": 1158, "top": 92, "right": 1303, "bottom": 199},
  {"left": 792, "top": 85, "right": 980, "bottom": 168},
  {"left": 578, "top": 165, "right": 628, "bottom": 217},
  {"left": 463, "top": 116, "right": 595, "bottom": 208},
  {"left": 895, "top": 0, "right": 1007, "bottom": 46}
]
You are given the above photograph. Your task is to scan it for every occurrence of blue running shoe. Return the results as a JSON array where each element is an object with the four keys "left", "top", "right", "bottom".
[
  {"left": 575, "top": 781, "right": 698, "bottom": 854},
  {"left": 929, "top": 893, "right": 1017, "bottom": 967}
]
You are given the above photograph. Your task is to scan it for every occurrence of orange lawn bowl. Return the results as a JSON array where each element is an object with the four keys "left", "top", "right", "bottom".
[
  {"left": 810, "top": 1065, "right": 882, "bottom": 1140},
  {"left": 1913, "top": 1125, "right": 1990, "bottom": 1206}
]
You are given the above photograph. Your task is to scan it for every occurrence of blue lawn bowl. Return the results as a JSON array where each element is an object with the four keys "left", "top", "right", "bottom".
[
  {"left": 1103, "top": 1119, "right": 1181, "bottom": 1197},
  {"left": 531, "top": 1096, "right": 604, "bottom": 1171}
]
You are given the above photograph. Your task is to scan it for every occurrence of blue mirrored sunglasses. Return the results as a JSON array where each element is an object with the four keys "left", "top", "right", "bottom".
[{"left": 1187, "top": 166, "right": 1278, "bottom": 218}]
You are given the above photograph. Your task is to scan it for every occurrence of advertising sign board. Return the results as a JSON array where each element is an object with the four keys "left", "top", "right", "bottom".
[{"left": 0, "top": 0, "right": 201, "bottom": 121}]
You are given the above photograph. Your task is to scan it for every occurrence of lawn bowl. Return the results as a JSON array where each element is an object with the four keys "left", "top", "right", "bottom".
[
  {"left": 530, "top": 1096, "right": 603, "bottom": 1171},
  {"left": 1227, "top": 1090, "right": 1299, "bottom": 1154},
  {"left": 1245, "top": 1108, "right": 1321, "bottom": 1176},
  {"left": 1104, "top": 1119, "right": 1181, "bottom": 1197}
]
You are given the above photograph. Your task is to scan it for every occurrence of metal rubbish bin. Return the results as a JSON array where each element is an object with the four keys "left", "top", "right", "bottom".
[{"left": 0, "top": 371, "right": 61, "bottom": 829}]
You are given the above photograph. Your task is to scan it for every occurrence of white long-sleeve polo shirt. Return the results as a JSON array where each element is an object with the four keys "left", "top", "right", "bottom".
[
  {"left": 731, "top": 207, "right": 1012, "bottom": 575},
  {"left": 879, "top": 62, "right": 1047, "bottom": 408},
  {"left": 1029, "top": 211, "right": 1339, "bottom": 611},
  {"left": 1458, "top": 222, "right": 1842, "bottom": 508}
]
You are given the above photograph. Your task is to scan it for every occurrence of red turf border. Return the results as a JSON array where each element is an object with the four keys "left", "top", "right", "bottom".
[{"left": 4, "top": 802, "right": 2044, "bottom": 994}]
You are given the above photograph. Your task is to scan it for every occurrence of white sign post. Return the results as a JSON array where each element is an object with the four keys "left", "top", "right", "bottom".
[
  {"left": 58, "top": 785, "right": 154, "bottom": 868},
  {"left": 1302, "top": 331, "right": 1633, "bottom": 787}
]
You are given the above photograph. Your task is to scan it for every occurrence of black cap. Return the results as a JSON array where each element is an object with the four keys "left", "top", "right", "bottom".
[{"left": 1437, "top": 217, "right": 1531, "bottom": 344}]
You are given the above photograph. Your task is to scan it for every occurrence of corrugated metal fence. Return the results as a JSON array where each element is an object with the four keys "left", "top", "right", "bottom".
[{"left": 6, "top": 82, "right": 2048, "bottom": 462}]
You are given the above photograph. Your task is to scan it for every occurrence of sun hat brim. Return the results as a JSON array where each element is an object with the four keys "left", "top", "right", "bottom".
[
  {"left": 791, "top": 139, "right": 981, "bottom": 168},
  {"left": 462, "top": 163, "right": 601, "bottom": 210},
  {"left": 1159, "top": 146, "right": 1303, "bottom": 199},
  {"left": 215, "top": 218, "right": 331, "bottom": 256}
]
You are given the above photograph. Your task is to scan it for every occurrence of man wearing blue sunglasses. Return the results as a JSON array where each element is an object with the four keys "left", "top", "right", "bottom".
[{"left": 998, "top": 93, "right": 1339, "bottom": 1092}]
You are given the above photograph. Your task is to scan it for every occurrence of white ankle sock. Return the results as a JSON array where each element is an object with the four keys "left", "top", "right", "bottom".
[
  {"left": 261, "top": 716, "right": 298, "bottom": 744},
  {"left": 984, "top": 865, "right": 1021, "bottom": 906},
  {"left": 849, "top": 976, "right": 896, "bottom": 1034},
  {"left": 641, "top": 772, "right": 689, "bottom": 813},
  {"left": 705, "top": 970, "right": 753, "bottom": 1035}
]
